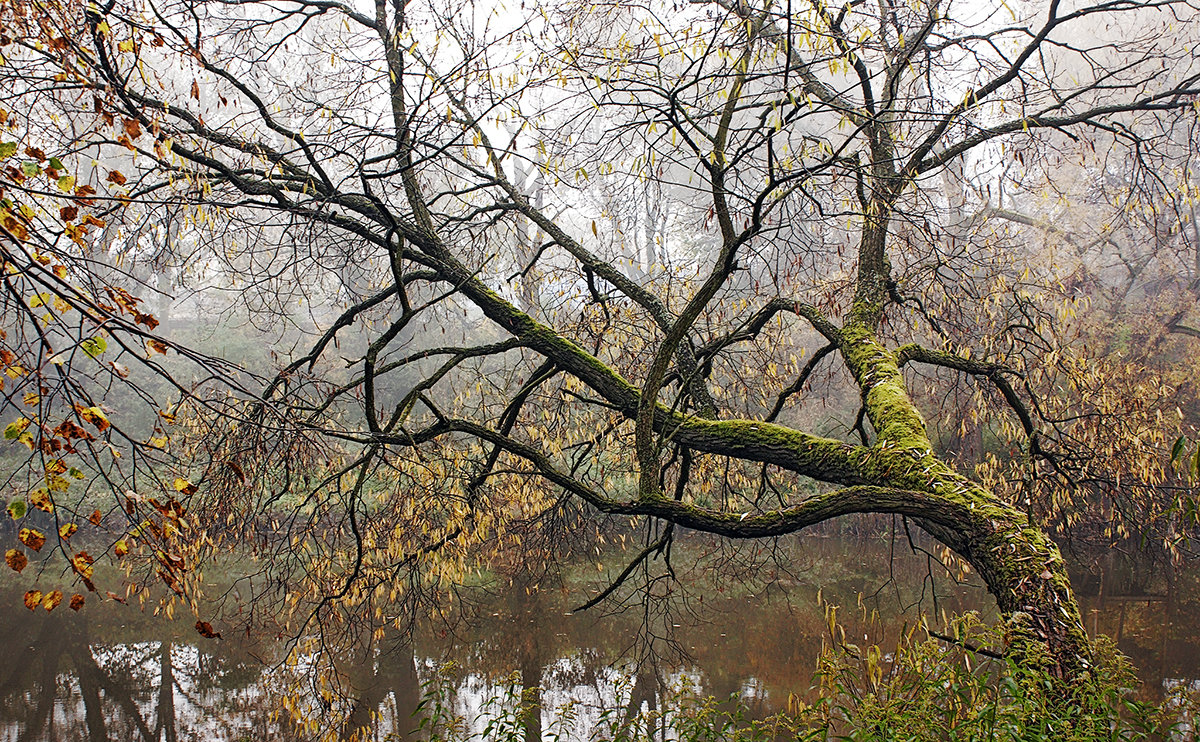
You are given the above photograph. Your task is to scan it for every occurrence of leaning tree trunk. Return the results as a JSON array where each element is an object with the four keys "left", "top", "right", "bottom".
[
  {"left": 917, "top": 497, "right": 1092, "bottom": 679},
  {"left": 839, "top": 320, "right": 1093, "bottom": 680}
]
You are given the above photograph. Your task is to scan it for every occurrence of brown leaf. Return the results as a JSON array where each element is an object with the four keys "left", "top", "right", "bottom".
[
  {"left": 18, "top": 527, "right": 46, "bottom": 551},
  {"left": 105, "top": 170, "right": 126, "bottom": 185},
  {"left": 69, "top": 594, "right": 85, "bottom": 611},
  {"left": 122, "top": 118, "right": 141, "bottom": 139},
  {"left": 159, "top": 569, "right": 183, "bottom": 595},
  {"left": 226, "top": 460, "right": 246, "bottom": 484},
  {"left": 195, "top": 620, "right": 221, "bottom": 639},
  {"left": 74, "top": 185, "right": 97, "bottom": 206},
  {"left": 52, "top": 419, "right": 94, "bottom": 441},
  {"left": 59, "top": 205, "right": 78, "bottom": 221},
  {"left": 5, "top": 548, "right": 27, "bottom": 573},
  {"left": 147, "top": 339, "right": 168, "bottom": 355},
  {"left": 58, "top": 523, "right": 77, "bottom": 540},
  {"left": 105, "top": 591, "right": 127, "bottom": 604},
  {"left": 24, "top": 590, "right": 42, "bottom": 610},
  {"left": 89, "top": 509, "right": 103, "bottom": 525},
  {"left": 151, "top": 497, "right": 186, "bottom": 519},
  {"left": 42, "top": 590, "right": 63, "bottom": 611},
  {"left": 190, "top": 79, "right": 200, "bottom": 101}
]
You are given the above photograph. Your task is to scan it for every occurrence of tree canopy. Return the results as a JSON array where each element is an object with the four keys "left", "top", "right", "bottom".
[{"left": 1, "top": 0, "right": 1199, "bottom": 687}]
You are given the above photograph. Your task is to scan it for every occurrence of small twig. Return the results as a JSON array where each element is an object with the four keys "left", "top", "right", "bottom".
[{"left": 925, "top": 629, "right": 1005, "bottom": 660}]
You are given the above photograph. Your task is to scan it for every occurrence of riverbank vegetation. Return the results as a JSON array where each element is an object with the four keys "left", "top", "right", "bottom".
[{"left": 400, "top": 630, "right": 1199, "bottom": 742}]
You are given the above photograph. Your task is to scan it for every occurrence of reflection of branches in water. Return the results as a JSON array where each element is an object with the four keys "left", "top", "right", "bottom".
[
  {"left": 13, "top": 629, "right": 58, "bottom": 742},
  {"left": 79, "top": 645, "right": 156, "bottom": 742},
  {"left": 341, "top": 637, "right": 422, "bottom": 742},
  {"left": 155, "top": 641, "right": 178, "bottom": 742},
  {"left": 76, "top": 639, "right": 108, "bottom": 742}
]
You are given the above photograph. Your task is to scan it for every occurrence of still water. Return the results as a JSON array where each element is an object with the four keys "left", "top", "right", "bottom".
[{"left": 0, "top": 536, "right": 1194, "bottom": 741}]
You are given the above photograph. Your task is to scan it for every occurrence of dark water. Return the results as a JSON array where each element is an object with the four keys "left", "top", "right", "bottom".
[{"left": 0, "top": 536, "right": 1194, "bottom": 741}]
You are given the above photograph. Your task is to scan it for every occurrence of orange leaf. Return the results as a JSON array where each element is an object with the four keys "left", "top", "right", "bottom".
[
  {"left": 59, "top": 523, "right": 77, "bottom": 540},
  {"left": 195, "top": 620, "right": 221, "bottom": 639},
  {"left": 70, "top": 594, "right": 85, "bottom": 611},
  {"left": 105, "top": 170, "right": 126, "bottom": 185},
  {"left": 24, "top": 590, "right": 42, "bottom": 610},
  {"left": 89, "top": 509, "right": 103, "bottom": 525}
]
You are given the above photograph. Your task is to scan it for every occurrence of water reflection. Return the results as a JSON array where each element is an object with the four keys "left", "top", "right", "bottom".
[{"left": 0, "top": 537, "right": 1195, "bottom": 741}]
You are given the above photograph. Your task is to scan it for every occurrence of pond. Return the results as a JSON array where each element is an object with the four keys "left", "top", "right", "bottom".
[{"left": 0, "top": 534, "right": 1195, "bottom": 741}]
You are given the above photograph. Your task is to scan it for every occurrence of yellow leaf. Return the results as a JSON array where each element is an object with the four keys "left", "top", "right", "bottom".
[
  {"left": 43, "top": 590, "right": 63, "bottom": 611},
  {"left": 30, "top": 489, "right": 53, "bottom": 513},
  {"left": 77, "top": 406, "right": 110, "bottom": 431},
  {"left": 71, "top": 551, "right": 95, "bottom": 579}
]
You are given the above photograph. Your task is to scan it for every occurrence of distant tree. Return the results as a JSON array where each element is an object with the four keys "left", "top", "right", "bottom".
[{"left": 2, "top": 0, "right": 1199, "bottom": 685}]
